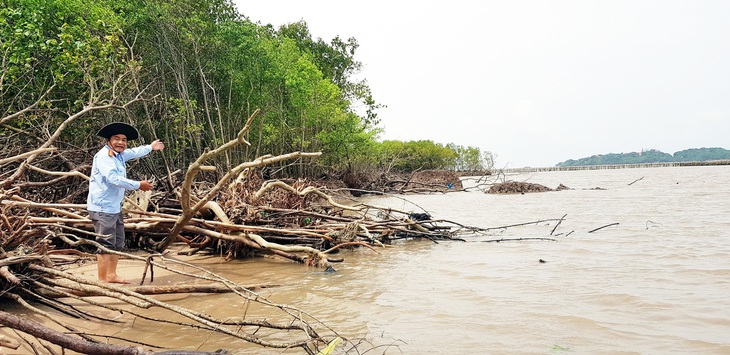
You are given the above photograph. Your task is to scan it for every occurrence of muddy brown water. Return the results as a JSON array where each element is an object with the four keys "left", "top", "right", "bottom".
[{"left": 11, "top": 165, "right": 730, "bottom": 354}]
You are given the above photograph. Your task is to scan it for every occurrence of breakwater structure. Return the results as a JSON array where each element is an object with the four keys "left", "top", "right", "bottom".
[{"left": 502, "top": 160, "right": 730, "bottom": 173}]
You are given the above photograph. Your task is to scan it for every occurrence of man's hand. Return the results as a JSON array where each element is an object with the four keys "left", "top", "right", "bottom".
[
  {"left": 150, "top": 139, "right": 165, "bottom": 151},
  {"left": 139, "top": 181, "right": 153, "bottom": 191}
]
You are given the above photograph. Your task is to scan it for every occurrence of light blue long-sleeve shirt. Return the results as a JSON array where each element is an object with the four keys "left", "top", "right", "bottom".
[{"left": 87, "top": 144, "right": 153, "bottom": 213}]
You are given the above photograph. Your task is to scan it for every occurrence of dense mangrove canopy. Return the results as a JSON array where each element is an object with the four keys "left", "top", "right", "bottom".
[{"left": 1, "top": 0, "right": 493, "bottom": 179}]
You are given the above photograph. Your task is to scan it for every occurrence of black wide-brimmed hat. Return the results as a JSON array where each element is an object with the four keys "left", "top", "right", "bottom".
[{"left": 96, "top": 122, "right": 139, "bottom": 141}]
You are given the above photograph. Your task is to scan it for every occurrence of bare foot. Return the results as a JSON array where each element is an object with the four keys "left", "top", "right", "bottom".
[{"left": 107, "top": 277, "right": 131, "bottom": 284}]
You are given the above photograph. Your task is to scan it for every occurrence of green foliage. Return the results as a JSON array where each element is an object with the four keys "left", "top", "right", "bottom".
[
  {"left": 3, "top": 0, "right": 494, "bottom": 179},
  {"left": 278, "top": 21, "right": 360, "bottom": 91},
  {"left": 1, "top": 0, "right": 132, "bottom": 148},
  {"left": 374, "top": 140, "right": 489, "bottom": 172},
  {"left": 446, "top": 143, "right": 492, "bottom": 171},
  {"left": 277, "top": 20, "right": 382, "bottom": 126},
  {"left": 557, "top": 148, "right": 730, "bottom": 166},
  {"left": 2, "top": 0, "right": 125, "bottom": 107},
  {"left": 673, "top": 147, "right": 730, "bottom": 162},
  {"left": 317, "top": 111, "right": 377, "bottom": 168}
]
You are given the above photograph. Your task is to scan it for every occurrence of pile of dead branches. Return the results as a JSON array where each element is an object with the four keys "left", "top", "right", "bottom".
[
  {"left": 1, "top": 109, "right": 470, "bottom": 353},
  {"left": 487, "top": 181, "right": 556, "bottom": 194},
  {"left": 340, "top": 169, "right": 464, "bottom": 196}
]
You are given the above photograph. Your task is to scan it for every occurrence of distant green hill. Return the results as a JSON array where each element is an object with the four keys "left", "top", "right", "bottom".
[{"left": 556, "top": 147, "right": 730, "bottom": 167}]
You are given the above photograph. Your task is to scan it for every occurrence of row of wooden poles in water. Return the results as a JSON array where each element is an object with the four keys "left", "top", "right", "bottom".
[{"left": 502, "top": 160, "right": 730, "bottom": 173}]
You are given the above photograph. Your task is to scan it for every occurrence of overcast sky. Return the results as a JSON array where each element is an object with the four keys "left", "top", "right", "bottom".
[{"left": 233, "top": 0, "right": 730, "bottom": 168}]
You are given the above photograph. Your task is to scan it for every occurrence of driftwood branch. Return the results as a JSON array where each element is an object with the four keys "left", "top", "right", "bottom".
[
  {"left": 158, "top": 109, "right": 320, "bottom": 254},
  {"left": 481, "top": 237, "right": 557, "bottom": 242},
  {"left": 588, "top": 222, "right": 619, "bottom": 233},
  {"left": 254, "top": 181, "right": 360, "bottom": 211},
  {"left": 0, "top": 147, "right": 57, "bottom": 166},
  {"left": 550, "top": 214, "right": 567, "bottom": 235},
  {"left": 0, "top": 310, "right": 154, "bottom": 355},
  {"left": 627, "top": 176, "right": 645, "bottom": 186}
]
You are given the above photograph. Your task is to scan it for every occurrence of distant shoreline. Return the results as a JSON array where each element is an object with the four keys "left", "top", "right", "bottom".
[{"left": 503, "top": 160, "right": 730, "bottom": 173}]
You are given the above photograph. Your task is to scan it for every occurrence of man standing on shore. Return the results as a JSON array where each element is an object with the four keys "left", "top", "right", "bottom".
[{"left": 87, "top": 122, "right": 164, "bottom": 283}]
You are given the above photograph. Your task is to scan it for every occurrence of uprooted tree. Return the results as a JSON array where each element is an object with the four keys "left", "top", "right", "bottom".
[
  {"left": 0, "top": 12, "right": 472, "bottom": 347},
  {"left": 1, "top": 95, "right": 487, "bottom": 353}
]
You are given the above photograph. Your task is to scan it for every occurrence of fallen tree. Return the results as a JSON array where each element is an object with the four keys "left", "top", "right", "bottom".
[{"left": 1, "top": 104, "right": 478, "bottom": 353}]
